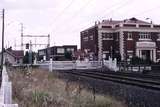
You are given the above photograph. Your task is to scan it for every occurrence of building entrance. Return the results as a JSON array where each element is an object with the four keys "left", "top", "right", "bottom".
[
  {"left": 141, "top": 50, "right": 150, "bottom": 61},
  {"left": 136, "top": 41, "right": 156, "bottom": 62}
]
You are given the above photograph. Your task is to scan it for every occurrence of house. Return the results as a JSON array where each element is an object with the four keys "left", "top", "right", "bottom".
[
  {"left": 81, "top": 17, "right": 160, "bottom": 62},
  {"left": 0, "top": 47, "right": 24, "bottom": 65}
]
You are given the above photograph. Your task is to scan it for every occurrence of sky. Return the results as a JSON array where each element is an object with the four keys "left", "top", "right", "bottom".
[{"left": 0, "top": 0, "right": 160, "bottom": 51}]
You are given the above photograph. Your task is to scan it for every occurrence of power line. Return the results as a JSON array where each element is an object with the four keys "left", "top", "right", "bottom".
[
  {"left": 48, "top": 0, "right": 75, "bottom": 44},
  {"left": 50, "top": 0, "right": 133, "bottom": 46},
  {"left": 49, "top": 0, "right": 93, "bottom": 44},
  {"left": 50, "top": 0, "right": 93, "bottom": 33},
  {"left": 101, "top": 0, "right": 132, "bottom": 19},
  {"left": 70, "top": 0, "right": 92, "bottom": 18},
  {"left": 60, "top": 0, "right": 132, "bottom": 36},
  {"left": 52, "top": 0, "right": 75, "bottom": 22},
  {"left": 54, "top": 0, "right": 132, "bottom": 34},
  {"left": 130, "top": 5, "right": 160, "bottom": 17}
]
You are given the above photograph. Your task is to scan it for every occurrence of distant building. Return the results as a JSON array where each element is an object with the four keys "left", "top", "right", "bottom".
[
  {"left": 74, "top": 49, "right": 89, "bottom": 60},
  {"left": 38, "top": 45, "right": 77, "bottom": 61},
  {"left": 0, "top": 47, "right": 24, "bottom": 65},
  {"left": 81, "top": 17, "right": 160, "bottom": 62}
]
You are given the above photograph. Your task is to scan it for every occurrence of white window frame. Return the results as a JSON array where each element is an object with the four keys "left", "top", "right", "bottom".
[
  {"left": 66, "top": 48, "right": 74, "bottom": 52},
  {"left": 57, "top": 48, "right": 64, "bottom": 54},
  {"left": 89, "top": 35, "right": 93, "bottom": 40},
  {"left": 139, "top": 32, "right": 151, "bottom": 40},
  {"left": 127, "top": 50, "right": 133, "bottom": 53},
  {"left": 83, "top": 36, "right": 88, "bottom": 42},
  {"left": 102, "top": 33, "right": 113, "bottom": 40},
  {"left": 127, "top": 32, "right": 133, "bottom": 40}
]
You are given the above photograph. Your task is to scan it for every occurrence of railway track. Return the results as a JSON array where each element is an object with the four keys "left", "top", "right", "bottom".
[{"left": 64, "top": 70, "right": 160, "bottom": 91}]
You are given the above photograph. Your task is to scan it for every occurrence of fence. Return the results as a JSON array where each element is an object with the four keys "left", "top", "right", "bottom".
[
  {"left": 46, "top": 57, "right": 118, "bottom": 72},
  {"left": 0, "top": 66, "right": 18, "bottom": 107}
]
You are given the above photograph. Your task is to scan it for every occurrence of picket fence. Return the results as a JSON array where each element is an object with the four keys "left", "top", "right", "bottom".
[{"left": 45, "top": 57, "right": 118, "bottom": 72}]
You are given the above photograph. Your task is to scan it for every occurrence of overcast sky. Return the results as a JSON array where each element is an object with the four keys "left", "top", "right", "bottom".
[{"left": 0, "top": 0, "right": 160, "bottom": 50}]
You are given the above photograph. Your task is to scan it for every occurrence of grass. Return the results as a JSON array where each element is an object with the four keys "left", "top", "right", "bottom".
[{"left": 8, "top": 67, "right": 127, "bottom": 107}]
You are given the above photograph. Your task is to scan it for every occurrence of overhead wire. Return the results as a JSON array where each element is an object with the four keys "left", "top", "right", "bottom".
[
  {"left": 50, "top": 0, "right": 134, "bottom": 46},
  {"left": 67, "top": 0, "right": 134, "bottom": 34},
  {"left": 49, "top": 0, "right": 75, "bottom": 32},
  {"left": 49, "top": 0, "right": 93, "bottom": 44},
  {"left": 55, "top": 0, "right": 128, "bottom": 34},
  {"left": 101, "top": 0, "right": 132, "bottom": 19},
  {"left": 52, "top": 0, "right": 75, "bottom": 22},
  {"left": 130, "top": 5, "right": 160, "bottom": 17},
  {"left": 49, "top": 0, "right": 75, "bottom": 45}
]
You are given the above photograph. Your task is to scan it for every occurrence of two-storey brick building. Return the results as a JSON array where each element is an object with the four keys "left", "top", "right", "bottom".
[{"left": 81, "top": 17, "right": 160, "bottom": 62}]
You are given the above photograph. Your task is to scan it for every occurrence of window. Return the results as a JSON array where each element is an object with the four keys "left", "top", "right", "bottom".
[
  {"left": 39, "top": 50, "right": 45, "bottom": 55},
  {"left": 139, "top": 32, "right": 151, "bottom": 40},
  {"left": 127, "top": 32, "right": 133, "bottom": 40},
  {"left": 102, "top": 33, "right": 113, "bottom": 40},
  {"left": 115, "top": 32, "right": 119, "bottom": 41},
  {"left": 57, "top": 48, "right": 64, "bottom": 54},
  {"left": 66, "top": 48, "right": 74, "bottom": 52},
  {"left": 83, "top": 36, "right": 88, "bottom": 42},
  {"left": 139, "top": 25, "right": 151, "bottom": 28},
  {"left": 124, "top": 24, "right": 136, "bottom": 27},
  {"left": 102, "top": 26, "right": 112, "bottom": 28},
  {"left": 89, "top": 35, "right": 93, "bottom": 40},
  {"left": 157, "top": 33, "right": 160, "bottom": 41}
]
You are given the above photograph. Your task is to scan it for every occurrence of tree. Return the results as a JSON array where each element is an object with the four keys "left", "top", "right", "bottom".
[
  {"left": 23, "top": 51, "right": 35, "bottom": 64},
  {"left": 64, "top": 51, "right": 72, "bottom": 60},
  {"left": 23, "top": 51, "right": 29, "bottom": 64}
]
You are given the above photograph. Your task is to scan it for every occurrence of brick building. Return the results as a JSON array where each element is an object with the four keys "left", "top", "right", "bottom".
[
  {"left": 38, "top": 45, "right": 77, "bottom": 61},
  {"left": 81, "top": 17, "right": 160, "bottom": 62}
]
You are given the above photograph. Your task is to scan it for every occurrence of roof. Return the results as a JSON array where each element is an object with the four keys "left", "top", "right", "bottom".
[
  {"left": 5, "top": 48, "right": 24, "bottom": 59},
  {"left": 12, "top": 50, "right": 24, "bottom": 58},
  {"left": 101, "top": 17, "right": 151, "bottom": 25},
  {"left": 81, "top": 17, "right": 152, "bottom": 32}
]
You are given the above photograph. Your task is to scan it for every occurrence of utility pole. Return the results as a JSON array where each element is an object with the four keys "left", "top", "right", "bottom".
[
  {"left": 48, "top": 34, "right": 50, "bottom": 47},
  {"left": 29, "top": 40, "right": 32, "bottom": 65},
  {"left": 1, "top": 9, "right": 5, "bottom": 72},
  {"left": 20, "top": 23, "right": 23, "bottom": 50}
]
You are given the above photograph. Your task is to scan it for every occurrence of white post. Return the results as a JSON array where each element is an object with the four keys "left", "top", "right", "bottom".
[
  {"left": 109, "top": 56, "right": 112, "bottom": 69},
  {"left": 139, "top": 50, "right": 142, "bottom": 58},
  {"left": 114, "top": 58, "right": 118, "bottom": 72},
  {"left": 153, "top": 49, "right": 156, "bottom": 62},
  {"left": 0, "top": 66, "right": 18, "bottom": 107},
  {"left": 73, "top": 60, "right": 76, "bottom": 69},
  {"left": 49, "top": 58, "right": 53, "bottom": 72},
  {"left": 34, "top": 57, "right": 37, "bottom": 65}
]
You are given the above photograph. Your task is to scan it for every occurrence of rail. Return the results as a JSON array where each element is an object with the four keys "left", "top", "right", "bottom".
[{"left": 65, "top": 70, "right": 160, "bottom": 91}]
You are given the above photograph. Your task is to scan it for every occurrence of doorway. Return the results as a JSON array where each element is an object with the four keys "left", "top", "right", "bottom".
[{"left": 142, "top": 50, "right": 150, "bottom": 61}]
